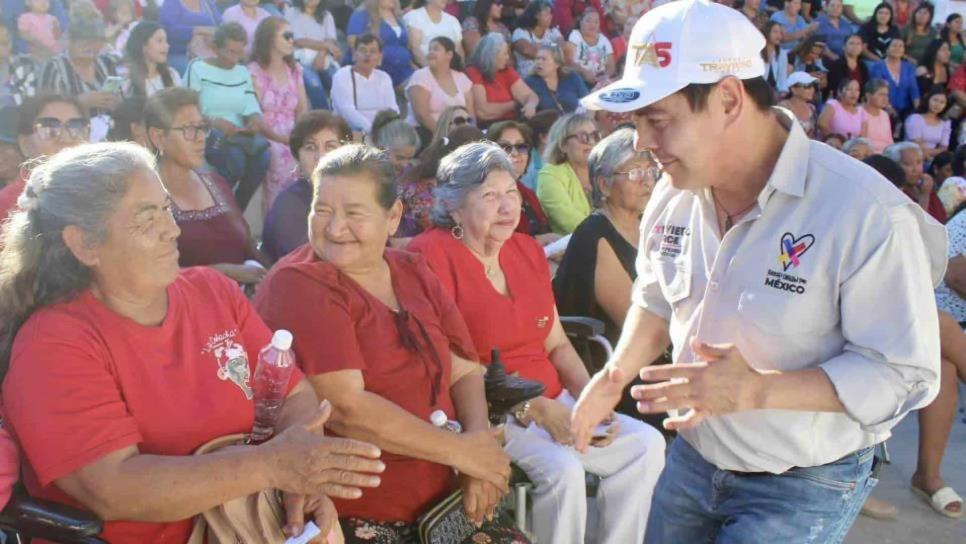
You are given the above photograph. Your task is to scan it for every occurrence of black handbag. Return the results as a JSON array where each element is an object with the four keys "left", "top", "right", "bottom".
[{"left": 417, "top": 491, "right": 530, "bottom": 544}]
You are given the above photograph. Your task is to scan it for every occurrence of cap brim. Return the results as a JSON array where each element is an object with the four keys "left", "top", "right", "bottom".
[{"left": 581, "top": 77, "right": 689, "bottom": 113}]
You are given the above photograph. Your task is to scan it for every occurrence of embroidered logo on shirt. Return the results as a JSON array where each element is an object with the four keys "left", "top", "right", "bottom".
[
  {"left": 536, "top": 316, "right": 549, "bottom": 328},
  {"left": 778, "top": 232, "right": 814, "bottom": 271},
  {"left": 653, "top": 224, "right": 691, "bottom": 258},
  {"left": 202, "top": 330, "right": 254, "bottom": 400}
]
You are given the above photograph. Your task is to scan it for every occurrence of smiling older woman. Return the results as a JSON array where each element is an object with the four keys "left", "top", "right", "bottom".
[
  {"left": 408, "top": 141, "right": 665, "bottom": 544},
  {"left": 0, "top": 142, "right": 384, "bottom": 544},
  {"left": 253, "top": 144, "right": 517, "bottom": 541}
]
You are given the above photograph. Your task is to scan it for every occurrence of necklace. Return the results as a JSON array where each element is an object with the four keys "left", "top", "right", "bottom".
[
  {"left": 711, "top": 188, "right": 757, "bottom": 231},
  {"left": 464, "top": 243, "right": 499, "bottom": 277}
]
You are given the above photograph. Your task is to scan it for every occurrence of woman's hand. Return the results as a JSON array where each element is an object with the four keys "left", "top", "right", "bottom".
[
  {"left": 452, "top": 428, "right": 511, "bottom": 491},
  {"left": 522, "top": 100, "right": 537, "bottom": 119},
  {"left": 281, "top": 492, "right": 338, "bottom": 543},
  {"left": 266, "top": 401, "right": 385, "bottom": 499},
  {"left": 530, "top": 397, "right": 574, "bottom": 445},
  {"left": 589, "top": 414, "right": 620, "bottom": 448},
  {"left": 460, "top": 474, "right": 503, "bottom": 527},
  {"left": 78, "top": 91, "right": 121, "bottom": 111},
  {"left": 222, "top": 263, "right": 268, "bottom": 285}
]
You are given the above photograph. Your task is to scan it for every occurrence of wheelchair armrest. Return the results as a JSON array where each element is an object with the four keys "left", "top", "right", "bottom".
[
  {"left": 0, "top": 493, "right": 104, "bottom": 543},
  {"left": 559, "top": 316, "right": 606, "bottom": 339}
]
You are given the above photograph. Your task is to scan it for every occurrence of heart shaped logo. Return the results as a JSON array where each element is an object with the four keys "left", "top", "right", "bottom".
[{"left": 778, "top": 232, "right": 814, "bottom": 271}]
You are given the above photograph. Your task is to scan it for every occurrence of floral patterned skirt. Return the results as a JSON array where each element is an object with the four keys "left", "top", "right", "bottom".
[{"left": 339, "top": 516, "right": 530, "bottom": 544}]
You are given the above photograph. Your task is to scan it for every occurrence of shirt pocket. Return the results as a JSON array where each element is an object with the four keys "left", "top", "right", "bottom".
[
  {"left": 737, "top": 286, "right": 837, "bottom": 336},
  {"left": 655, "top": 257, "right": 692, "bottom": 305}
]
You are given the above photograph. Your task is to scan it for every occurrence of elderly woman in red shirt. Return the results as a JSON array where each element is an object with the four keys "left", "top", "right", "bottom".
[
  {"left": 254, "top": 144, "right": 516, "bottom": 541},
  {"left": 0, "top": 142, "right": 384, "bottom": 544},
  {"left": 408, "top": 141, "right": 666, "bottom": 544}
]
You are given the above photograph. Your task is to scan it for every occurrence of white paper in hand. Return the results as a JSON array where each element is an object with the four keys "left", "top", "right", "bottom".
[{"left": 283, "top": 521, "right": 322, "bottom": 544}]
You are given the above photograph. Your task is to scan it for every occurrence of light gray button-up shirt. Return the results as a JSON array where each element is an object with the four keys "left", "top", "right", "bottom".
[{"left": 633, "top": 111, "right": 948, "bottom": 473}]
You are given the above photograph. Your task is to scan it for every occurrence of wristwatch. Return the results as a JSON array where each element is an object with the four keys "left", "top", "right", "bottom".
[{"left": 513, "top": 400, "right": 532, "bottom": 425}]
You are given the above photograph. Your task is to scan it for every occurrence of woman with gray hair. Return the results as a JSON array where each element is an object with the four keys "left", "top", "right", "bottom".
[
  {"left": 537, "top": 112, "right": 600, "bottom": 234},
  {"left": 0, "top": 141, "right": 384, "bottom": 544},
  {"left": 553, "top": 127, "right": 660, "bottom": 343},
  {"left": 885, "top": 141, "right": 949, "bottom": 222},
  {"left": 255, "top": 143, "right": 517, "bottom": 540},
  {"left": 466, "top": 32, "right": 539, "bottom": 126},
  {"left": 524, "top": 44, "right": 589, "bottom": 113},
  {"left": 369, "top": 109, "right": 420, "bottom": 175},
  {"left": 410, "top": 141, "right": 665, "bottom": 544}
]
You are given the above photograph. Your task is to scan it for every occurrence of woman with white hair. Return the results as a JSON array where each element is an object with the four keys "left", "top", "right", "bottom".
[
  {"left": 524, "top": 44, "right": 589, "bottom": 113},
  {"left": 409, "top": 141, "right": 665, "bottom": 544},
  {"left": 537, "top": 112, "right": 600, "bottom": 234},
  {"left": 0, "top": 142, "right": 385, "bottom": 544},
  {"left": 466, "top": 32, "right": 539, "bottom": 126},
  {"left": 884, "top": 141, "right": 948, "bottom": 223}
]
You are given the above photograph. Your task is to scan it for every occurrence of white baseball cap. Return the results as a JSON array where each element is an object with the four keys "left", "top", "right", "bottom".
[
  {"left": 786, "top": 71, "right": 818, "bottom": 88},
  {"left": 581, "top": 0, "right": 767, "bottom": 113}
]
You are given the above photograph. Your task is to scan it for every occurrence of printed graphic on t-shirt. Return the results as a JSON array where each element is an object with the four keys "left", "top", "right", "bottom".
[
  {"left": 202, "top": 330, "right": 254, "bottom": 399},
  {"left": 764, "top": 232, "right": 815, "bottom": 294}
]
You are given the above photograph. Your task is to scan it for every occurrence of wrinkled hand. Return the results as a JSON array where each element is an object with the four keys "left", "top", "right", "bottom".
[
  {"left": 267, "top": 400, "right": 385, "bottom": 499},
  {"left": 632, "top": 338, "right": 762, "bottom": 431},
  {"left": 453, "top": 428, "right": 511, "bottom": 492},
  {"left": 571, "top": 365, "right": 626, "bottom": 452},
  {"left": 460, "top": 474, "right": 503, "bottom": 527},
  {"left": 531, "top": 397, "right": 574, "bottom": 446},
  {"left": 589, "top": 414, "right": 620, "bottom": 448},
  {"left": 228, "top": 264, "right": 267, "bottom": 285},
  {"left": 282, "top": 492, "right": 337, "bottom": 543}
]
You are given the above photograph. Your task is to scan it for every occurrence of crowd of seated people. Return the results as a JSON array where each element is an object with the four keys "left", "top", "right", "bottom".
[{"left": 0, "top": 0, "right": 963, "bottom": 541}]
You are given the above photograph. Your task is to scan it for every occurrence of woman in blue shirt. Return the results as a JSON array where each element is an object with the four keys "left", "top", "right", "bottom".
[
  {"left": 770, "top": 0, "right": 818, "bottom": 51},
  {"left": 869, "top": 37, "right": 920, "bottom": 118},
  {"left": 159, "top": 0, "right": 222, "bottom": 76},
  {"left": 347, "top": 0, "right": 414, "bottom": 88},
  {"left": 524, "top": 44, "right": 588, "bottom": 114}
]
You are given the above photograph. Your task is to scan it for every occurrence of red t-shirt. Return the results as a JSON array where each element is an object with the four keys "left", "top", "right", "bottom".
[
  {"left": 254, "top": 246, "right": 478, "bottom": 523},
  {"left": 0, "top": 173, "right": 26, "bottom": 224},
  {"left": 409, "top": 229, "right": 564, "bottom": 399},
  {"left": 466, "top": 66, "right": 521, "bottom": 121},
  {"left": 949, "top": 64, "right": 966, "bottom": 93},
  {"left": 2, "top": 267, "right": 302, "bottom": 544}
]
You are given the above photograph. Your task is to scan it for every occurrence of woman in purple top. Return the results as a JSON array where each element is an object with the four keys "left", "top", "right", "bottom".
[
  {"left": 159, "top": 0, "right": 222, "bottom": 75},
  {"left": 904, "top": 88, "right": 952, "bottom": 162},
  {"left": 262, "top": 110, "right": 349, "bottom": 262}
]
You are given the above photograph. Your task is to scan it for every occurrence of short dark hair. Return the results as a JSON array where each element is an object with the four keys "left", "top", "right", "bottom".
[
  {"left": 313, "top": 144, "right": 398, "bottom": 210},
  {"left": 517, "top": 0, "right": 552, "bottom": 30},
  {"left": 355, "top": 33, "right": 383, "bottom": 52},
  {"left": 107, "top": 96, "right": 147, "bottom": 142},
  {"left": 931, "top": 150, "right": 954, "bottom": 176},
  {"left": 289, "top": 110, "right": 351, "bottom": 158},
  {"left": 678, "top": 77, "right": 775, "bottom": 112},
  {"left": 17, "top": 94, "right": 86, "bottom": 136},
  {"left": 214, "top": 22, "right": 247, "bottom": 48},
  {"left": 430, "top": 36, "right": 462, "bottom": 70},
  {"left": 863, "top": 154, "right": 905, "bottom": 188}
]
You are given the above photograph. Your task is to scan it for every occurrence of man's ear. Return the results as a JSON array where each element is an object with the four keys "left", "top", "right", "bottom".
[
  {"left": 716, "top": 76, "right": 746, "bottom": 122},
  {"left": 62, "top": 225, "right": 100, "bottom": 268}
]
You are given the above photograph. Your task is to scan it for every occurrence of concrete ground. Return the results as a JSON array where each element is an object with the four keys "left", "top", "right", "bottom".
[{"left": 845, "top": 404, "right": 966, "bottom": 544}]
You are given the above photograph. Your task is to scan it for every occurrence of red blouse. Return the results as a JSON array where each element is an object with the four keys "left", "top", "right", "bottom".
[
  {"left": 171, "top": 171, "right": 250, "bottom": 267},
  {"left": 254, "top": 246, "right": 478, "bottom": 523},
  {"left": 409, "top": 229, "right": 564, "bottom": 399}
]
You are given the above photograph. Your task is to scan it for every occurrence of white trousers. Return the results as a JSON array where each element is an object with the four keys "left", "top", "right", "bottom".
[{"left": 504, "top": 391, "right": 666, "bottom": 544}]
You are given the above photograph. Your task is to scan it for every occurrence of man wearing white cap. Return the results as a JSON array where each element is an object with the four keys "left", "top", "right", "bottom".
[{"left": 570, "top": 0, "right": 949, "bottom": 541}]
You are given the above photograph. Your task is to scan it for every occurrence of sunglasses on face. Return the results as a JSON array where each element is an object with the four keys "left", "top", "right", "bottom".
[
  {"left": 499, "top": 142, "right": 530, "bottom": 156},
  {"left": 282, "top": 31, "right": 295, "bottom": 41},
  {"left": 567, "top": 130, "right": 602, "bottom": 145},
  {"left": 170, "top": 122, "right": 211, "bottom": 141},
  {"left": 34, "top": 117, "right": 90, "bottom": 141},
  {"left": 613, "top": 166, "right": 661, "bottom": 184},
  {"left": 452, "top": 115, "right": 475, "bottom": 127}
]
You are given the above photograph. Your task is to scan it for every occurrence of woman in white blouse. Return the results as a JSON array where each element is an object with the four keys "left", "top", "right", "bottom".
[
  {"left": 407, "top": 36, "right": 475, "bottom": 137},
  {"left": 565, "top": 8, "right": 615, "bottom": 87}
]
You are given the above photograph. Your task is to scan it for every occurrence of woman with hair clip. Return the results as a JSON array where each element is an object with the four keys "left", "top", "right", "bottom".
[
  {"left": 248, "top": 16, "right": 309, "bottom": 214},
  {"left": 369, "top": 109, "right": 420, "bottom": 176},
  {"left": 347, "top": 0, "right": 414, "bottom": 88},
  {"left": 406, "top": 36, "right": 474, "bottom": 143},
  {"left": 394, "top": 124, "right": 483, "bottom": 242},
  {"left": 123, "top": 21, "right": 181, "bottom": 97}
]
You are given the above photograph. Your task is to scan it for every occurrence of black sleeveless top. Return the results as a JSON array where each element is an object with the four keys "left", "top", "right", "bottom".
[{"left": 552, "top": 212, "right": 637, "bottom": 343}]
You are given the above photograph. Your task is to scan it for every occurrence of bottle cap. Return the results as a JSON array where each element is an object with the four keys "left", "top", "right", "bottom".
[
  {"left": 430, "top": 410, "right": 448, "bottom": 427},
  {"left": 272, "top": 330, "right": 293, "bottom": 351}
]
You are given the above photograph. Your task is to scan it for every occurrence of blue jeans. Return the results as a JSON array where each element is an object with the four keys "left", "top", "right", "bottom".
[
  {"left": 205, "top": 128, "right": 270, "bottom": 212},
  {"left": 645, "top": 438, "right": 876, "bottom": 544},
  {"left": 301, "top": 62, "right": 335, "bottom": 110}
]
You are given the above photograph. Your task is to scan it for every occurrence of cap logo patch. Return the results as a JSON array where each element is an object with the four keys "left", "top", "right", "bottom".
[
  {"left": 600, "top": 88, "right": 641, "bottom": 103},
  {"left": 630, "top": 41, "right": 672, "bottom": 68},
  {"left": 699, "top": 57, "right": 754, "bottom": 73}
]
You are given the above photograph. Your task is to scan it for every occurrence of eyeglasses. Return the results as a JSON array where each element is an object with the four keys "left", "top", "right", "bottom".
[
  {"left": 356, "top": 47, "right": 381, "bottom": 57},
  {"left": 566, "top": 130, "right": 602, "bottom": 145},
  {"left": 499, "top": 142, "right": 530, "bottom": 156},
  {"left": 613, "top": 166, "right": 661, "bottom": 184},
  {"left": 34, "top": 117, "right": 90, "bottom": 141},
  {"left": 170, "top": 122, "right": 211, "bottom": 141},
  {"left": 452, "top": 116, "right": 475, "bottom": 127},
  {"left": 282, "top": 31, "right": 295, "bottom": 41}
]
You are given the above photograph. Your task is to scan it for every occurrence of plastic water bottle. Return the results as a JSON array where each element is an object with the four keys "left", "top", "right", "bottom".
[
  {"left": 430, "top": 409, "right": 462, "bottom": 434},
  {"left": 249, "top": 330, "right": 296, "bottom": 445}
]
